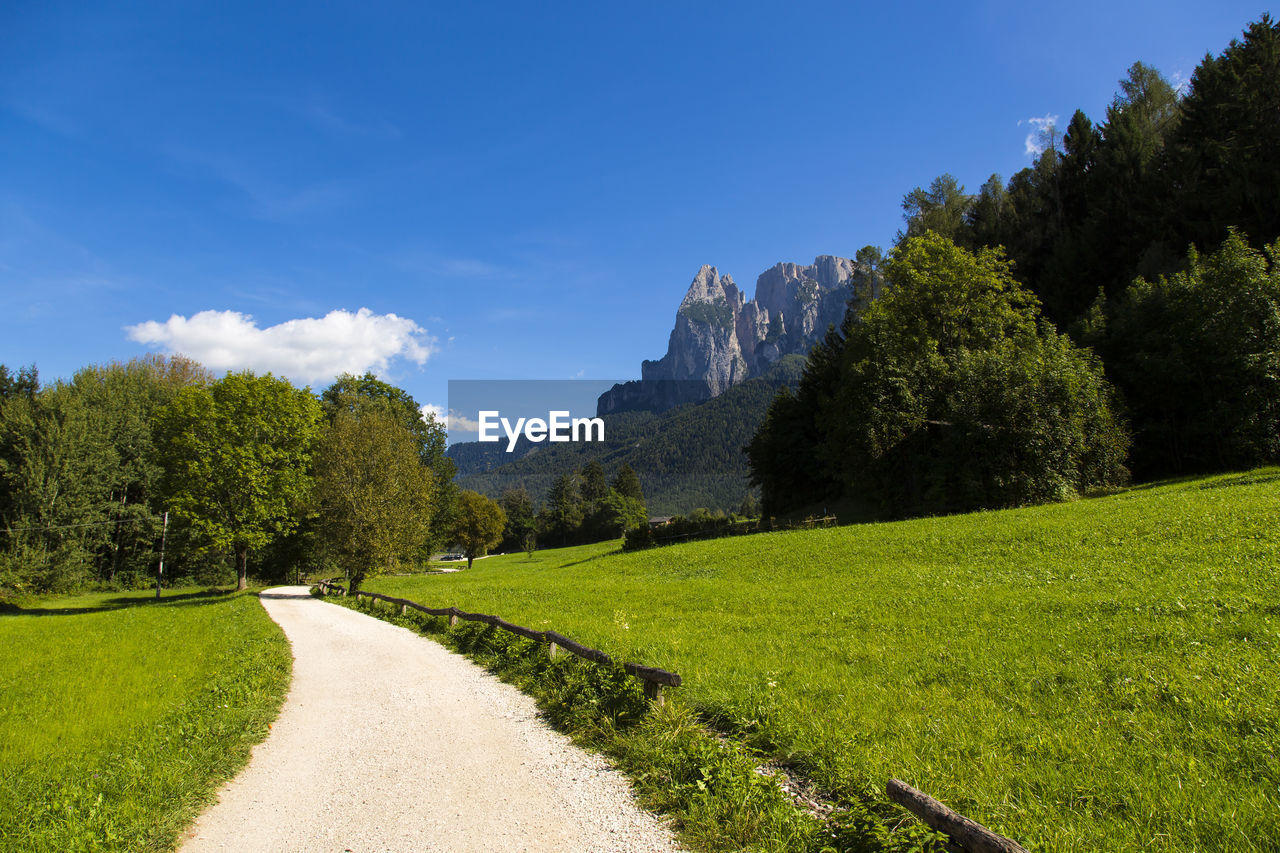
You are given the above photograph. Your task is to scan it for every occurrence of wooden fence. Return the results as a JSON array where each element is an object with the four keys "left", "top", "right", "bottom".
[{"left": 313, "top": 579, "right": 682, "bottom": 704}]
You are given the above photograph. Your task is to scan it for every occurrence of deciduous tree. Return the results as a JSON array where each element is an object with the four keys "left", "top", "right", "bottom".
[
  {"left": 314, "top": 409, "right": 435, "bottom": 592},
  {"left": 155, "top": 372, "right": 321, "bottom": 590},
  {"left": 750, "top": 233, "right": 1129, "bottom": 519},
  {"left": 321, "top": 372, "right": 457, "bottom": 551},
  {"left": 450, "top": 490, "right": 506, "bottom": 569}
]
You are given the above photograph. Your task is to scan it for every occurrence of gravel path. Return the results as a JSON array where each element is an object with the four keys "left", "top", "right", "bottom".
[{"left": 180, "top": 586, "right": 685, "bottom": 853}]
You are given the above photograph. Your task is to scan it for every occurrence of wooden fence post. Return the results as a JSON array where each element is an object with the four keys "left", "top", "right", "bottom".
[{"left": 886, "top": 779, "right": 1028, "bottom": 853}]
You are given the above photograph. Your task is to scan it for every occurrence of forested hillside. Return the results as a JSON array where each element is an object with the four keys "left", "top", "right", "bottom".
[{"left": 453, "top": 356, "right": 805, "bottom": 515}]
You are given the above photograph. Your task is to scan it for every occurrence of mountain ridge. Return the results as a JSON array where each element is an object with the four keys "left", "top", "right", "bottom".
[{"left": 597, "top": 255, "right": 881, "bottom": 416}]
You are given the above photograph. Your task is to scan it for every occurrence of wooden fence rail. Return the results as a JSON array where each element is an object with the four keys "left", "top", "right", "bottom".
[
  {"left": 887, "top": 779, "right": 1030, "bottom": 853},
  {"left": 314, "top": 580, "right": 682, "bottom": 703}
]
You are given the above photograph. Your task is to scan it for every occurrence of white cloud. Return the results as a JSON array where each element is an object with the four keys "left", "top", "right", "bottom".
[
  {"left": 126, "top": 307, "right": 435, "bottom": 385},
  {"left": 445, "top": 409, "right": 482, "bottom": 433},
  {"left": 418, "top": 404, "right": 483, "bottom": 435},
  {"left": 1019, "top": 113, "right": 1059, "bottom": 157}
]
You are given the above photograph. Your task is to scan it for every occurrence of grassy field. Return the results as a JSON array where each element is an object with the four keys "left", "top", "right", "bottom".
[
  {"left": 0, "top": 589, "right": 291, "bottom": 852},
  {"left": 365, "top": 469, "right": 1280, "bottom": 852}
]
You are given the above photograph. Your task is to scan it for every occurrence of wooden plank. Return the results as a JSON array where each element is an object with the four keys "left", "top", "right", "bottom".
[
  {"left": 491, "top": 617, "right": 545, "bottom": 643},
  {"left": 623, "top": 663, "right": 682, "bottom": 687},
  {"left": 544, "top": 631, "right": 613, "bottom": 666},
  {"left": 886, "top": 779, "right": 1029, "bottom": 853},
  {"left": 451, "top": 608, "right": 489, "bottom": 624}
]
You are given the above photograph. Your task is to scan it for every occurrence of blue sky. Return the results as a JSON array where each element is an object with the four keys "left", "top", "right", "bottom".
[{"left": 1, "top": 1, "right": 1269, "bottom": 424}]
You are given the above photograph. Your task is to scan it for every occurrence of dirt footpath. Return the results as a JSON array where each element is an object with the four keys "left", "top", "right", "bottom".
[{"left": 180, "top": 586, "right": 685, "bottom": 853}]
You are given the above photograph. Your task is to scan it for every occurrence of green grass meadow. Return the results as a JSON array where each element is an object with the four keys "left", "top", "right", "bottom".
[
  {"left": 0, "top": 589, "right": 291, "bottom": 852},
  {"left": 365, "top": 469, "right": 1280, "bottom": 851}
]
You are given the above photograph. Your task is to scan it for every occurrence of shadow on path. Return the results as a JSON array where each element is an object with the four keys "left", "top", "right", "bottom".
[{"left": 259, "top": 590, "right": 316, "bottom": 601}]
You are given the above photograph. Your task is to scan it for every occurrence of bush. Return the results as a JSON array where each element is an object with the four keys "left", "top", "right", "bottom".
[
  {"left": 622, "top": 524, "right": 655, "bottom": 552},
  {"left": 1093, "top": 229, "right": 1280, "bottom": 477}
]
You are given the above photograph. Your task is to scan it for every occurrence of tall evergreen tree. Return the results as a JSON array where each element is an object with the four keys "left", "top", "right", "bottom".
[
  {"left": 746, "top": 315, "right": 848, "bottom": 517},
  {"left": 1083, "top": 62, "right": 1181, "bottom": 290},
  {"left": 543, "top": 471, "right": 583, "bottom": 545},
  {"left": 1167, "top": 15, "right": 1280, "bottom": 253},
  {"left": 497, "top": 486, "right": 537, "bottom": 551},
  {"left": 610, "top": 464, "right": 645, "bottom": 503},
  {"left": 898, "top": 174, "right": 973, "bottom": 245},
  {"left": 580, "top": 460, "right": 609, "bottom": 507}
]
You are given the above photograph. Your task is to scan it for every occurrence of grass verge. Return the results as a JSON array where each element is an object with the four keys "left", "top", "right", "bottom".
[
  {"left": 0, "top": 588, "right": 291, "bottom": 852},
  {"left": 362, "top": 468, "right": 1280, "bottom": 852}
]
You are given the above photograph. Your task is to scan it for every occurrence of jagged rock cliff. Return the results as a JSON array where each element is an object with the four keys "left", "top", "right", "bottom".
[{"left": 598, "top": 255, "right": 881, "bottom": 415}]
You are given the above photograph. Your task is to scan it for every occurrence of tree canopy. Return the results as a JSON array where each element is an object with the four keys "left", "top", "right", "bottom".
[
  {"left": 155, "top": 372, "right": 322, "bottom": 590},
  {"left": 751, "top": 232, "right": 1130, "bottom": 518},
  {"left": 1087, "top": 230, "right": 1280, "bottom": 476},
  {"left": 450, "top": 490, "right": 506, "bottom": 569},
  {"left": 314, "top": 408, "right": 436, "bottom": 591}
]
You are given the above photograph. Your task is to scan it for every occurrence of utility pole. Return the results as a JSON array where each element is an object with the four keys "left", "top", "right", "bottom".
[{"left": 155, "top": 511, "right": 169, "bottom": 600}]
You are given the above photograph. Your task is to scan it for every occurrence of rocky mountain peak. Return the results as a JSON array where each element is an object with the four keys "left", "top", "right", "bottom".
[
  {"left": 598, "top": 253, "right": 881, "bottom": 416},
  {"left": 679, "top": 265, "right": 740, "bottom": 311}
]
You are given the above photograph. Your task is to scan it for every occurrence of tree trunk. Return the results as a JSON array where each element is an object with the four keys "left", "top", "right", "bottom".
[
  {"left": 467, "top": 553, "right": 474, "bottom": 570},
  {"left": 236, "top": 544, "right": 248, "bottom": 591}
]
